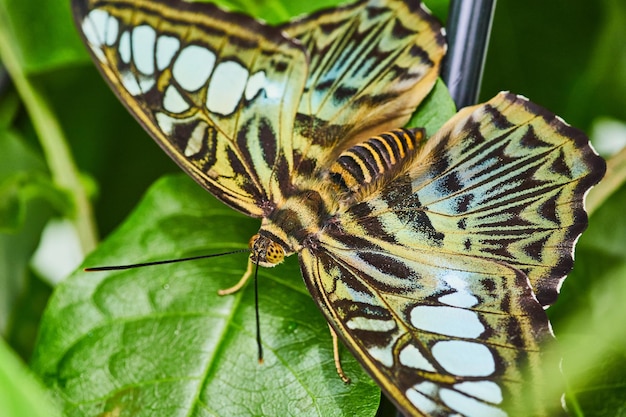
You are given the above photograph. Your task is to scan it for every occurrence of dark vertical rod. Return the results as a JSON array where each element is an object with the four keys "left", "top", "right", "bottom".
[{"left": 441, "top": 0, "right": 497, "bottom": 108}]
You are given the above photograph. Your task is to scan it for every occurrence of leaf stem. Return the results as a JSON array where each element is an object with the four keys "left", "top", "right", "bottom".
[{"left": 0, "top": 6, "right": 98, "bottom": 253}]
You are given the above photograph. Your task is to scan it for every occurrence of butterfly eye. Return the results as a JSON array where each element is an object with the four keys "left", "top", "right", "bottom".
[{"left": 248, "top": 234, "right": 261, "bottom": 250}]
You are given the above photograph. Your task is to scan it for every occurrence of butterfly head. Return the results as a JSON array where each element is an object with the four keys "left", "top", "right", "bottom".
[{"left": 248, "top": 234, "right": 285, "bottom": 267}]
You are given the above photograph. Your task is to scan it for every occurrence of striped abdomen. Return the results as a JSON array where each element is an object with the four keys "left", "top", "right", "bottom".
[{"left": 329, "top": 128, "right": 423, "bottom": 192}]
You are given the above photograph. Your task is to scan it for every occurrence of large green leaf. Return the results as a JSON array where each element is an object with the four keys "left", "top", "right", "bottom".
[{"left": 32, "top": 175, "right": 380, "bottom": 416}]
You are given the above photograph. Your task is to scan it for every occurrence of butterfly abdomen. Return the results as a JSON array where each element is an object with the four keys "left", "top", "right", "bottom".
[{"left": 328, "top": 128, "right": 423, "bottom": 193}]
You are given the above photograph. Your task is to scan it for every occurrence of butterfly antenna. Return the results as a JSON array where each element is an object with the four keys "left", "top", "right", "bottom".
[
  {"left": 253, "top": 258, "right": 264, "bottom": 364},
  {"left": 83, "top": 249, "right": 250, "bottom": 271}
]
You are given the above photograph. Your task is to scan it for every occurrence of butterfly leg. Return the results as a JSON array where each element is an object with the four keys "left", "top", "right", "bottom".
[
  {"left": 218, "top": 258, "right": 254, "bottom": 295},
  {"left": 328, "top": 324, "right": 351, "bottom": 384}
]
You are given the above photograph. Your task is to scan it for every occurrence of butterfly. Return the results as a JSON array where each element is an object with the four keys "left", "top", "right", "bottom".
[{"left": 72, "top": 0, "right": 605, "bottom": 415}]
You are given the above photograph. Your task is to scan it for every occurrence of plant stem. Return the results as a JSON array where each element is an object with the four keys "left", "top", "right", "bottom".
[{"left": 0, "top": 6, "right": 98, "bottom": 254}]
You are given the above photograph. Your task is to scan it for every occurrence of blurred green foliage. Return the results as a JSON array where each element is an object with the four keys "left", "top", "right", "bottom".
[{"left": 0, "top": 0, "right": 624, "bottom": 416}]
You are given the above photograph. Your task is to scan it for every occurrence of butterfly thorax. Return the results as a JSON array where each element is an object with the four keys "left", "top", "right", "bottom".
[{"left": 250, "top": 185, "right": 338, "bottom": 267}]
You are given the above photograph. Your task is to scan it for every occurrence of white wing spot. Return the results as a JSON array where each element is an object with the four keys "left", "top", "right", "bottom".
[
  {"left": 156, "top": 35, "right": 180, "bottom": 71},
  {"left": 346, "top": 316, "right": 396, "bottom": 332},
  {"left": 399, "top": 344, "right": 436, "bottom": 372},
  {"left": 207, "top": 61, "right": 249, "bottom": 116},
  {"left": 406, "top": 388, "right": 438, "bottom": 414},
  {"left": 432, "top": 341, "right": 495, "bottom": 377},
  {"left": 173, "top": 45, "right": 216, "bottom": 92},
  {"left": 454, "top": 381, "right": 503, "bottom": 404},
  {"left": 163, "top": 85, "right": 190, "bottom": 113},
  {"left": 104, "top": 15, "right": 118, "bottom": 46},
  {"left": 414, "top": 381, "right": 438, "bottom": 396},
  {"left": 264, "top": 78, "right": 285, "bottom": 100},
  {"left": 83, "top": 9, "right": 109, "bottom": 47},
  {"left": 367, "top": 345, "right": 394, "bottom": 368},
  {"left": 245, "top": 71, "right": 266, "bottom": 101},
  {"left": 440, "top": 388, "right": 507, "bottom": 417},
  {"left": 120, "top": 71, "right": 141, "bottom": 96},
  {"left": 155, "top": 112, "right": 175, "bottom": 135},
  {"left": 119, "top": 31, "right": 131, "bottom": 64},
  {"left": 439, "top": 272, "right": 479, "bottom": 308},
  {"left": 138, "top": 77, "right": 155, "bottom": 94},
  {"left": 184, "top": 122, "right": 207, "bottom": 157},
  {"left": 132, "top": 25, "right": 157, "bottom": 75},
  {"left": 438, "top": 292, "right": 479, "bottom": 308},
  {"left": 409, "top": 305, "right": 484, "bottom": 338}
]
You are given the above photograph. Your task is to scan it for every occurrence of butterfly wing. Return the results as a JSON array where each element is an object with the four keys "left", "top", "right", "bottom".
[
  {"left": 72, "top": 0, "right": 308, "bottom": 216},
  {"left": 73, "top": 0, "right": 446, "bottom": 216},
  {"left": 281, "top": 0, "right": 446, "bottom": 178},
  {"left": 300, "top": 93, "right": 604, "bottom": 416},
  {"left": 300, "top": 248, "right": 552, "bottom": 417},
  {"left": 404, "top": 92, "right": 605, "bottom": 306}
]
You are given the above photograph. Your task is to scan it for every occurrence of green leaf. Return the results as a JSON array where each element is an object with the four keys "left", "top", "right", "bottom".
[
  {"left": 407, "top": 78, "right": 457, "bottom": 138},
  {"left": 32, "top": 175, "right": 380, "bottom": 417},
  {"left": 0, "top": 0, "right": 88, "bottom": 73},
  {"left": 0, "top": 337, "right": 61, "bottom": 417}
]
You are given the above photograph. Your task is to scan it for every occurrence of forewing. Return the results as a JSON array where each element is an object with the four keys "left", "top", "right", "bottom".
[
  {"left": 280, "top": 0, "right": 446, "bottom": 177},
  {"left": 300, "top": 244, "right": 556, "bottom": 417},
  {"left": 72, "top": 0, "right": 308, "bottom": 215}
]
